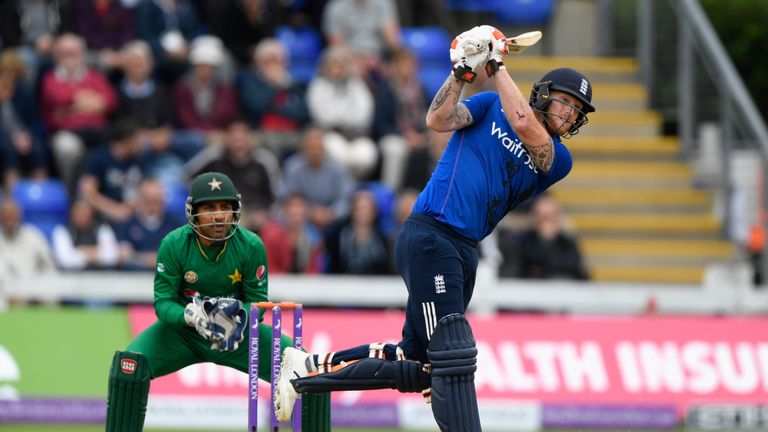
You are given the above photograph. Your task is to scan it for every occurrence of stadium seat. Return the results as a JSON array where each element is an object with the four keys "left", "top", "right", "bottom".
[
  {"left": 444, "top": 0, "right": 497, "bottom": 12},
  {"left": 275, "top": 25, "right": 324, "bottom": 84},
  {"left": 420, "top": 65, "right": 451, "bottom": 99},
  {"left": 401, "top": 27, "right": 452, "bottom": 100},
  {"left": 164, "top": 182, "right": 189, "bottom": 222},
  {"left": 401, "top": 27, "right": 451, "bottom": 62},
  {"left": 11, "top": 179, "right": 70, "bottom": 241},
  {"left": 494, "top": 0, "right": 555, "bottom": 25}
]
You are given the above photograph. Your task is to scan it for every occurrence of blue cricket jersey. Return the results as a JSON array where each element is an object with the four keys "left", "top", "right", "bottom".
[{"left": 412, "top": 91, "right": 573, "bottom": 241}]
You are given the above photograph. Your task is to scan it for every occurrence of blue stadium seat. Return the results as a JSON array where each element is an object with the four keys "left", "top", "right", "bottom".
[
  {"left": 401, "top": 27, "right": 452, "bottom": 100},
  {"left": 420, "top": 65, "right": 451, "bottom": 100},
  {"left": 444, "top": 0, "right": 498, "bottom": 12},
  {"left": 11, "top": 179, "right": 70, "bottom": 241},
  {"left": 401, "top": 27, "right": 451, "bottom": 63},
  {"left": 164, "top": 182, "right": 189, "bottom": 222},
  {"left": 494, "top": 0, "right": 555, "bottom": 25},
  {"left": 275, "top": 26, "right": 323, "bottom": 84}
]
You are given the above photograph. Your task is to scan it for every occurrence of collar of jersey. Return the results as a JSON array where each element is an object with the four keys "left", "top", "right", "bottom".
[{"left": 195, "top": 237, "right": 228, "bottom": 261}]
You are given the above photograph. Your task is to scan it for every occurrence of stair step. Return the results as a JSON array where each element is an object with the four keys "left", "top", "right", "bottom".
[
  {"left": 569, "top": 213, "right": 721, "bottom": 234},
  {"left": 516, "top": 81, "right": 647, "bottom": 110},
  {"left": 567, "top": 160, "right": 692, "bottom": 180},
  {"left": 589, "top": 111, "right": 662, "bottom": 124},
  {"left": 505, "top": 56, "right": 638, "bottom": 82},
  {"left": 577, "top": 110, "right": 661, "bottom": 136},
  {"left": 581, "top": 238, "right": 733, "bottom": 259},
  {"left": 568, "top": 136, "right": 679, "bottom": 157},
  {"left": 551, "top": 188, "right": 710, "bottom": 209},
  {"left": 590, "top": 265, "right": 706, "bottom": 284}
]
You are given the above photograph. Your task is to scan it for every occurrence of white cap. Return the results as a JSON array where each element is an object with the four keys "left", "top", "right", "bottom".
[{"left": 189, "top": 36, "right": 225, "bottom": 66}]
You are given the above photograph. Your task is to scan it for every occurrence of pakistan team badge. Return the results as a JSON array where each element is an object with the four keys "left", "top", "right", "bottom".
[
  {"left": 228, "top": 268, "right": 242, "bottom": 284},
  {"left": 184, "top": 271, "right": 198, "bottom": 284}
]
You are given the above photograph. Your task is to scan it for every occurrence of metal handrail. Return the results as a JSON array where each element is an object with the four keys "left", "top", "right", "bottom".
[
  {"left": 636, "top": 0, "right": 768, "bottom": 284},
  {"left": 671, "top": 0, "right": 768, "bottom": 154}
]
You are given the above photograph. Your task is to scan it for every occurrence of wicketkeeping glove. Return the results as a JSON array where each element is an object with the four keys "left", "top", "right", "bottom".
[
  {"left": 449, "top": 26, "right": 491, "bottom": 83},
  {"left": 479, "top": 25, "right": 508, "bottom": 77},
  {"left": 207, "top": 298, "right": 247, "bottom": 351},
  {"left": 184, "top": 296, "right": 224, "bottom": 341}
]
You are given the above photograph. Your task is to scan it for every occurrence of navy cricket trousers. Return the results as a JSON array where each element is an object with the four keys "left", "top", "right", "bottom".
[{"left": 395, "top": 213, "right": 479, "bottom": 364}]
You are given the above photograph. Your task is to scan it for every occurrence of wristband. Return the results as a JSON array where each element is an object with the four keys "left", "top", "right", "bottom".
[
  {"left": 452, "top": 63, "right": 477, "bottom": 83},
  {"left": 484, "top": 59, "right": 504, "bottom": 77}
]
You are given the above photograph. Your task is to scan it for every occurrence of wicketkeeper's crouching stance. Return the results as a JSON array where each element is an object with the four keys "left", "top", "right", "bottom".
[
  {"left": 275, "top": 21, "right": 595, "bottom": 432},
  {"left": 104, "top": 172, "right": 330, "bottom": 431}
]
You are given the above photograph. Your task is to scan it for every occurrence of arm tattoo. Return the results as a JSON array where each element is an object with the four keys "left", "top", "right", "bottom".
[
  {"left": 515, "top": 110, "right": 526, "bottom": 120},
  {"left": 428, "top": 81, "right": 460, "bottom": 114},
  {"left": 428, "top": 78, "right": 472, "bottom": 128},
  {"left": 526, "top": 136, "right": 555, "bottom": 173}
]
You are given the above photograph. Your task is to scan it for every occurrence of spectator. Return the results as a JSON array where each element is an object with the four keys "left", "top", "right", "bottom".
[
  {"left": 186, "top": 119, "right": 280, "bottom": 231},
  {"left": 0, "top": 199, "right": 57, "bottom": 279},
  {"left": 210, "top": 0, "right": 276, "bottom": 66},
  {"left": 116, "top": 178, "right": 180, "bottom": 270},
  {"left": 116, "top": 40, "right": 173, "bottom": 129},
  {"left": 0, "top": 0, "right": 71, "bottom": 82},
  {"left": 172, "top": 35, "right": 239, "bottom": 138},
  {"left": 517, "top": 195, "right": 589, "bottom": 280},
  {"left": 307, "top": 46, "right": 377, "bottom": 179},
  {"left": 280, "top": 126, "right": 355, "bottom": 231},
  {"left": 260, "top": 193, "right": 326, "bottom": 274},
  {"left": 71, "top": 0, "right": 135, "bottom": 71},
  {"left": 322, "top": 0, "right": 401, "bottom": 75},
  {"left": 118, "top": 40, "right": 203, "bottom": 187},
  {"left": 392, "top": 188, "right": 418, "bottom": 232},
  {"left": 375, "top": 48, "right": 429, "bottom": 190},
  {"left": 238, "top": 38, "right": 309, "bottom": 158},
  {"left": 41, "top": 33, "right": 117, "bottom": 191},
  {"left": 135, "top": 0, "right": 200, "bottom": 84},
  {"left": 51, "top": 199, "right": 120, "bottom": 271},
  {"left": 400, "top": 128, "right": 450, "bottom": 191},
  {"left": 140, "top": 121, "right": 204, "bottom": 188},
  {"left": 325, "top": 188, "right": 393, "bottom": 275},
  {"left": 78, "top": 118, "right": 145, "bottom": 223},
  {"left": 0, "top": 49, "right": 48, "bottom": 192}
]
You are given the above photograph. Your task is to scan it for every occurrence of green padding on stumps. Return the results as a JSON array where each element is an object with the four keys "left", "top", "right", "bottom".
[
  {"left": 105, "top": 351, "right": 150, "bottom": 432},
  {"left": 301, "top": 392, "right": 331, "bottom": 432}
]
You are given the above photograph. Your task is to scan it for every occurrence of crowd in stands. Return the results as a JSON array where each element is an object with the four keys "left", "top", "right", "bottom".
[{"left": 0, "top": 0, "right": 586, "bottom": 282}]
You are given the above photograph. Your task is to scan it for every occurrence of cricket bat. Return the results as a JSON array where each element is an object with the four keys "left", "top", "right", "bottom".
[{"left": 505, "top": 31, "right": 542, "bottom": 54}]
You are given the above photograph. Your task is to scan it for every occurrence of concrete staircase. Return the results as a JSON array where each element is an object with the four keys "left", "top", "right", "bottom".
[{"left": 506, "top": 57, "right": 734, "bottom": 284}]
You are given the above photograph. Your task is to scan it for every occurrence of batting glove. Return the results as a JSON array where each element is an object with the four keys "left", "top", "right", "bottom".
[
  {"left": 449, "top": 26, "right": 491, "bottom": 83},
  {"left": 479, "top": 25, "right": 508, "bottom": 77}
]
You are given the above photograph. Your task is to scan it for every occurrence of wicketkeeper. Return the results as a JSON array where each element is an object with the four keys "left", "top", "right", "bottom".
[
  {"left": 104, "top": 172, "right": 330, "bottom": 431},
  {"left": 273, "top": 25, "right": 596, "bottom": 431}
]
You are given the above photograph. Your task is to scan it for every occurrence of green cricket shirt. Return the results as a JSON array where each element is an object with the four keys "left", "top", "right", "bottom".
[{"left": 153, "top": 225, "right": 268, "bottom": 327}]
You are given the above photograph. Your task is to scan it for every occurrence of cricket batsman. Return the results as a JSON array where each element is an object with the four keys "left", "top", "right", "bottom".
[
  {"left": 273, "top": 25, "right": 596, "bottom": 431},
  {"left": 104, "top": 172, "right": 330, "bottom": 431}
]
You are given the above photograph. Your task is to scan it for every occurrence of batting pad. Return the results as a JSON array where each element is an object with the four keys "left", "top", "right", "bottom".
[
  {"left": 293, "top": 358, "right": 430, "bottom": 394},
  {"left": 427, "top": 313, "right": 482, "bottom": 432},
  {"left": 106, "top": 350, "right": 150, "bottom": 432}
]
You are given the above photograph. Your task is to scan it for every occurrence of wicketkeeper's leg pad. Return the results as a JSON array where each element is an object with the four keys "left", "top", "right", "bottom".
[
  {"left": 292, "top": 358, "right": 430, "bottom": 394},
  {"left": 301, "top": 392, "right": 331, "bottom": 432},
  {"left": 106, "top": 350, "right": 151, "bottom": 432},
  {"left": 427, "top": 313, "right": 482, "bottom": 432}
]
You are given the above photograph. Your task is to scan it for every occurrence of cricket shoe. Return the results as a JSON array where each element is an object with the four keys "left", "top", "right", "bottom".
[{"left": 274, "top": 347, "right": 311, "bottom": 422}]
